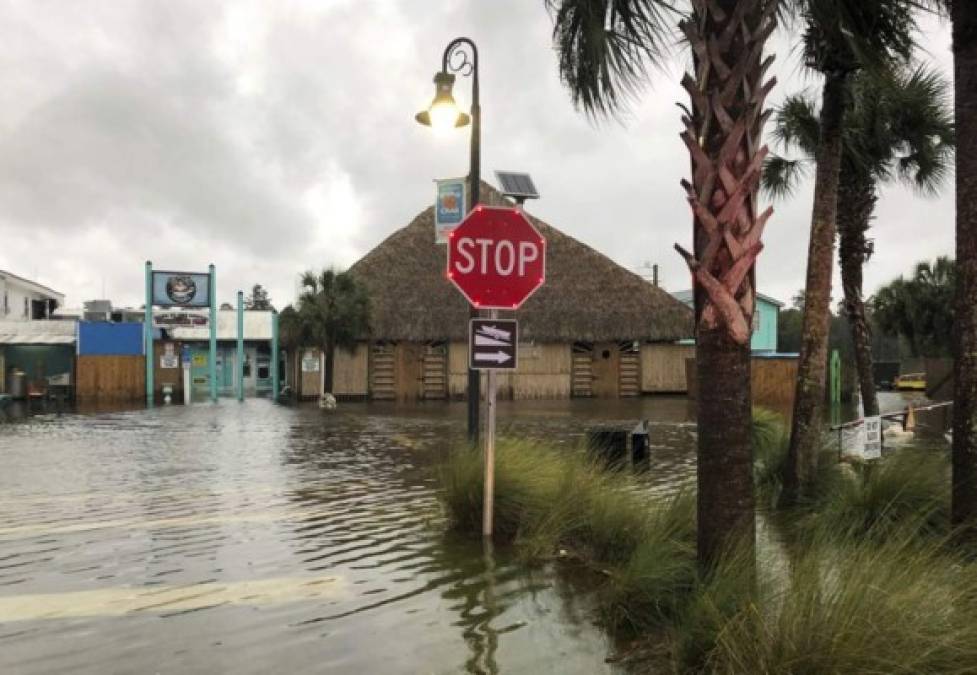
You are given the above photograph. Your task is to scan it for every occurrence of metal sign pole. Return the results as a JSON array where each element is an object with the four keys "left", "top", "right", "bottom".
[
  {"left": 145, "top": 261, "right": 154, "bottom": 407},
  {"left": 209, "top": 264, "right": 218, "bottom": 402},
  {"left": 483, "top": 308, "right": 498, "bottom": 538},
  {"left": 237, "top": 290, "right": 244, "bottom": 402}
]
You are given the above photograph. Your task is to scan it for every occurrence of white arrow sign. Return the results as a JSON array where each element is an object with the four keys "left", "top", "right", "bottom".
[
  {"left": 478, "top": 325, "right": 512, "bottom": 341},
  {"left": 474, "top": 351, "right": 512, "bottom": 364},
  {"left": 475, "top": 334, "right": 509, "bottom": 347}
]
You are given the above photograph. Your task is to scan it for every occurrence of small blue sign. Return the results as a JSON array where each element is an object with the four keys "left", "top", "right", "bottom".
[
  {"left": 181, "top": 345, "right": 192, "bottom": 366},
  {"left": 435, "top": 177, "right": 466, "bottom": 243}
]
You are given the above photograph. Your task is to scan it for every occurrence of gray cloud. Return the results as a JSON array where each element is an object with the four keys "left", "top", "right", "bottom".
[{"left": 0, "top": 1, "right": 955, "bottom": 313}]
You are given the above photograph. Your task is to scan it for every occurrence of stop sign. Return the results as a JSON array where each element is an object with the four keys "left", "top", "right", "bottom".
[{"left": 446, "top": 206, "right": 546, "bottom": 309}]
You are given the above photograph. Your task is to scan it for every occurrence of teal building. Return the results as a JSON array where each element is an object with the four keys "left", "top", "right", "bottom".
[{"left": 670, "top": 290, "right": 783, "bottom": 352}]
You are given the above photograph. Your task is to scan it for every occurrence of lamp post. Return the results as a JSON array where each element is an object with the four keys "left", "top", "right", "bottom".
[{"left": 416, "top": 37, "right": 481, "bottom": 444}]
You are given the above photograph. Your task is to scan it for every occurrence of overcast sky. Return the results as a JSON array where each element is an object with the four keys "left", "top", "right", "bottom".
[{"left": 0, "top": 1, "right": 955, "bottom": 311}]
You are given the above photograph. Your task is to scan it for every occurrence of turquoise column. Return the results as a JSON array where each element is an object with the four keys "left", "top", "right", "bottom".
[
  {"left": 237, "top": 290, "right": 244, "bottom": 402},
  {"left": 209, "top": 264, "right": 217, "bottom": 402},
  {"left": 271, "top": 311, "right": 279, "bottom": 403},
  {"left": 145, "top": 261, "right": 154, "bottom": 406}
]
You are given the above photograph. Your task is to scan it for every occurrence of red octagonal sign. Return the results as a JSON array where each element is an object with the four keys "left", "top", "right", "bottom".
[{"left": 446, "top": 205, "right": 546, "bottom": 310}]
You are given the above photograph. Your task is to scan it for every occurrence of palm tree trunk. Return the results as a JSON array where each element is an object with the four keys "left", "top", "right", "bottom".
[
  {"left": 952, "top": 1, "right": 977, "bottom": 535},
  {"left": 837, "top": 168, "right": 879, "bottom": 417},
  {"left": 677, "top": 0, "right": 777, "bottom": 568},
  {"left": 786, "top": 73, "right": 848, "bottom": 502}
]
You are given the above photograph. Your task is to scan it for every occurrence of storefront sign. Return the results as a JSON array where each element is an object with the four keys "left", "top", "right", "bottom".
[
  {"left": 192, "top": 354, "right": 207, "bottom": 367},
  {"left": 152, "top": 271, "right": 211, "bottom": 308},
  {"left": 435, "top": 177, "right": 467, "bottom": 243},
  {"left": 153, "top": 311, "right": 209, "bottom": 329},
  {"left": 160, "top": 355, "right": 179, "bottom": 369}
]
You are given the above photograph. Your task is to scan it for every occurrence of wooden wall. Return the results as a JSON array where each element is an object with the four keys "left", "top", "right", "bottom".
[
  {"left": 298, "top": 349, "right": 321, "bottom": 400},
  {"left": 448, "top": 342, "right": 571, "bottom": 400},
  {"left": 153, "top": 342, "right": 184, "bottom": 398},
  {"left": 752, "top": 357, "right": 798, "bottom": 406},
  {"left": 686, "top": 354, "right": 798, "bottom": 407},
  {"left": 333, "top": 344, "right": 369, "bottom": 397},
  {"left": 76, "top": 355, "right": 145, "bottom": 401},
  {"left": 642, "top": 344, "right": 695, "bottom": 393}
]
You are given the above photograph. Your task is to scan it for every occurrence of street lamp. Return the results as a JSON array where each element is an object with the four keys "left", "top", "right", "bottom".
[{"left": 417, "top": 36, "right": 481, "bottom": 444}]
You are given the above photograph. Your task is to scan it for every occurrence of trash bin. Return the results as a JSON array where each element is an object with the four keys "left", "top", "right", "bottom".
[
  {"left": 632, "top": 420, "right": 650, "bottom": 465},
  {"left": 6, "top": 369, "right": 26, "bottom": 400}
]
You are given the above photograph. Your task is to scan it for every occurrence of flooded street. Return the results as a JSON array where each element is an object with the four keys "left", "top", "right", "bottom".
[{"left": 0, "top": 398, "right": 698, "bottom": 674}]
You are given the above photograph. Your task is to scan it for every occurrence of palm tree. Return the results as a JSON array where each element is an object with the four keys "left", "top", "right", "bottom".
[
  {"left": 764, "top": 66, "right": 955, "bottom": 417},
  {"left": 872, "top": 256, "right": 955, "bottom": 358},
  {"left": 941, "top": 0, "right": 977, "bottom": 539},
  {"left": 784, "top": 0, "right": 917, "bottom": 500},
  {"left": 547, "top": 0, "right": 782, "bottom": 567},
  {"left": 295, "top": 269, "right": 370, "bottom": 395}
]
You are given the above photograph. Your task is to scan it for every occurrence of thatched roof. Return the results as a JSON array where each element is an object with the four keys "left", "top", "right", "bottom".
[{"left": 349, "top": 183, "right": 693, "bottom": 343}]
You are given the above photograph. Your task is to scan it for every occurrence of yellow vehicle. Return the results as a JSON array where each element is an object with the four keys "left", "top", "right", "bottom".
[{"left": 894, "top": 372, "right": 927, "bottom": 391}]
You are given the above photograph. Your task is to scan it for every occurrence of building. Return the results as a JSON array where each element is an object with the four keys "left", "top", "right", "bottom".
[
  {"left": 0, "top": 272, "right": 72, "bottom": 399},
  {"left": 163, "top": 310, "right": 281, "bottom": 400},
  {"left": 327, "top": 184, "right": 693, "bottom": 401},
  {"left": 671, "top": 289, "right": 783, "bottom": 352},
  {"left": 0, "top": 270, "right": 63, "bottom": 321},
  {"left": 670, "top": 290, "right": 797, "bottom": 407}
]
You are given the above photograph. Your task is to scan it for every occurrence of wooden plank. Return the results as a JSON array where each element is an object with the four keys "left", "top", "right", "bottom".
[{"left": 76, "top": 355, "right": 145, "bottom": 401}]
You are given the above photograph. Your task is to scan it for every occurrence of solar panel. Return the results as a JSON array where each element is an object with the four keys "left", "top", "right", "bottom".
[{"left": 495, "top": 171, "right": 539, "bottom": 200}]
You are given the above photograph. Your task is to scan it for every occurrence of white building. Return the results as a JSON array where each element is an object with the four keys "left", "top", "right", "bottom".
[{"left": 0, "top": 270, "right": 64, "bottom": 321}]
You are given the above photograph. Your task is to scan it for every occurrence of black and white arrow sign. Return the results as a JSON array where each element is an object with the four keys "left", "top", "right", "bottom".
[{"left": 469, "top": 319, "right": 518, "bottom": 371}]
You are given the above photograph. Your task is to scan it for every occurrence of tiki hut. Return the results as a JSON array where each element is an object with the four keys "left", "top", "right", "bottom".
[{"left": 332, "top": 183, "right": 693, "bottom": 400}]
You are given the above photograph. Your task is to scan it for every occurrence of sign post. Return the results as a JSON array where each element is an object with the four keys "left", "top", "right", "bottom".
[
  {"left": 447, "top": 206, "right": 545, "bottom": 537},
  {"left": 271, "top": 311, "right": 280, "bottom": 403},
  {"left": 237, "top": 290, "right": 245, "bottom": 402},
  {"left": 182, "top": 344, "right": 192, "bottom": 405},
  {"left": 209, "top": 264, "right": 218, "bottom": 402},
  {"left": 145, "top": 261, "right": 154, "bottom": 406}
]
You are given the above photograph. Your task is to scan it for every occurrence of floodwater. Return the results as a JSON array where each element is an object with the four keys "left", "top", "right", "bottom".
[
  {"left": 0, "top": 391, "right": 942, "bottom": 674},
  {"left": 0, "top": 397, "right": 701, "bottom": 675}
]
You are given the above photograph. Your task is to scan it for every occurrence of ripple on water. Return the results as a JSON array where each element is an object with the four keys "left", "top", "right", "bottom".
[{"left": 0, "top": 397, "right": 699, "bottom": 674}]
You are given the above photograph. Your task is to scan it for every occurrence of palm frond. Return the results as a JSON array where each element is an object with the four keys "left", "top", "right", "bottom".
[
  {"left": 546, "top": 0, "right": 683, "bottom": 118},
  {"left": 772, "top": 93, "right": 821, "bottom": 155},
  {"left": 762, "top": 154, "right": 811, "bottom": 199}
]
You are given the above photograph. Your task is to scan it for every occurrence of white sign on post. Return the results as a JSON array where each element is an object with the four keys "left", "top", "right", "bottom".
[
  {"left": 841, "top": 416, "right": 883, "bottom": 460},
  {"left": 864, "top": 416, "right": 882, "bottom": 459}
]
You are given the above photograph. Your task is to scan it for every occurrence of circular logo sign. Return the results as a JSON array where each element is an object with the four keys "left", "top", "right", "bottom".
[{"left": 166, "top": 275, "right": 197, "bottom": 305}]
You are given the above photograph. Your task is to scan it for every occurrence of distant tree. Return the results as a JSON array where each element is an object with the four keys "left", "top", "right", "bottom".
[
  {"left": 295, "top": 269, "right": 370, "bottom": 394},
  {"left": 245, "top": 284, "right": 274, "bottom": 311},
  {"left": 219, "top": 302, "right": 233, "bottom": 311},
  {"left": 871, "top": 257, "right": 955, "bottom": 358}
]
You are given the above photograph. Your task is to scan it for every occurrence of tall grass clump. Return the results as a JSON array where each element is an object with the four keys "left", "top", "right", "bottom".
[
  {"left": 752, "top": 407, "right": 789, "bottom": 506},
  {"left": 439, "top": 438, "right": 698, "bottom": 628},
  {"left": 816, "top": 447, "right": 950, "bottom": 540},
  {"left": 705, "top": 532, "right": 977, "bottom": 673}
]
